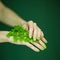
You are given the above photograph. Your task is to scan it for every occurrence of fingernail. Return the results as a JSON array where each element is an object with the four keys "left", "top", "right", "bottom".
[
  {"left": 44, "top": 45, "right": 47, "bottom": 49},
  {"left": 33, "top": 37, "right": 36, "bottom": 41},
  {"left": 36, "top": 50, "right": 40, "bottom": 52},
  {"left": 41, "top": 47, "right": 45, "bottom": 50},
  {"left": 29, "top": 35, "right": 32, "bottom": 38},
  {"left": 45, "top": 39, "right": 48, "bottom": 43}
]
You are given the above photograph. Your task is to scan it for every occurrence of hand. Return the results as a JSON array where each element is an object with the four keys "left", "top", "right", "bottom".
[
  {"left": 0, "top": 20, "right": 47, "bottom": 52},
  {"left": 21, "top": 20, "right": 47, "bottom": 52}
]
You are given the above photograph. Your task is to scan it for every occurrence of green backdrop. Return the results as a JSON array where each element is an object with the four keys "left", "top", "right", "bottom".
[{"left": 0, "top": 0, "right": 60, "bottom": 60}]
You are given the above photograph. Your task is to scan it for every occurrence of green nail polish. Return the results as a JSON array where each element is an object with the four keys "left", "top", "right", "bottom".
[
  {"left": 41, "top": 47, "right": 45, "bottom": 50},
  {"left": 45, "top": 39, "right": 48, "bottom": 43},
  {"left": 36, "top": 50, "right": 40, "bottom": 52},
  {"left": 44, "top": 45, "right": 47, "bottom": 49},
  {"left": 29, "top": 35, "right": 32, "bottom": 38},
  {"left": 33, "top": 37, "right": 36, "bottom": 41}
]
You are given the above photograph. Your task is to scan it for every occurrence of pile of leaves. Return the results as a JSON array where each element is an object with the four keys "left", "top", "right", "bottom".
[{"left": 7, "top": 25, "right": 38, "bottom": 42}]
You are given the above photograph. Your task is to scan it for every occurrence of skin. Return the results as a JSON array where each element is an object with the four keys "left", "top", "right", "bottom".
[{"left": 0, "top": 2, "right": 47, "bottom": 52}]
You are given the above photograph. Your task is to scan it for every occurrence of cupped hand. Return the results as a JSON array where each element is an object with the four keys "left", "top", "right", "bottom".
[
  {"left": 0, "top": 20, "right": 47, "bottom": 52},
  {"left": 10, "top": 20, "right": 47, "bottom": 52}
]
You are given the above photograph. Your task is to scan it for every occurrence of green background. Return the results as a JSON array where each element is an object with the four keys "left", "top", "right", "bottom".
[{"left": 0, "top": 0, "right": 60, "bottom": 60}]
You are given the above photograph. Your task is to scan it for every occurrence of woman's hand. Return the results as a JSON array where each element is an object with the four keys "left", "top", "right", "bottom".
[
  {"left": 21, "top": 20, "right": 47, "bottom": 52},
  {"left": 23, "top": 21, "right": 47, "bottom": 42}
]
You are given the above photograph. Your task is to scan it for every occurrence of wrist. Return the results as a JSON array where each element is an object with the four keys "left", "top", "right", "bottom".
[{"left": 0, "top": 31, "right": 9, "bottom": 43}]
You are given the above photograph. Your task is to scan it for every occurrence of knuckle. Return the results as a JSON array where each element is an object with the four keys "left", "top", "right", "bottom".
[
  {"left": 34, "top": 23, "right": 37, "bottom": 26},
  {"left": 29, "top": 20, "right": 33, "bottom": 24}
]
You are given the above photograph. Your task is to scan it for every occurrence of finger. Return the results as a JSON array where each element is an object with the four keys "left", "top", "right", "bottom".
[
  {"left": 33, "top": 23, "right": 38, "bottom": 41},
  {"left": 22, "top": 23, "right": 28, "bottom": 30},
  {"left": 41, "top": 37, "right": 48, "bottom": 43},
  {"left": 31, "top": 42, "right": 44, "bottom": 50},
  {"left": 41, "top": 31, "right": 44, "bottom": 37},
  {"left": 39, "top": 40, "right": 46, "bottom": 49},
  {"left": 28, "top": 21, "right": 34, "bottom": 38},
  {"left": 25, "top": 42, "right": 40, "bottom": 52},
  {"left": 39, "top": 29, "right": 47, "bottom": 43},
  {"left": 37, "top": 26, "right": 44, "bottom": 39},
  {"left": 37, "top": 27, "right": 41, "bottom": 40}
]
